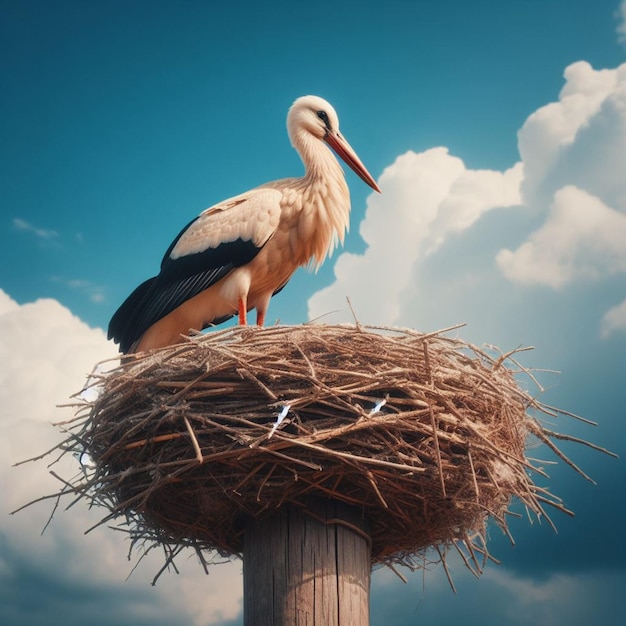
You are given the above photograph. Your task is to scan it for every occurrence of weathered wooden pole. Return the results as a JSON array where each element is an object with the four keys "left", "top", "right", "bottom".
[{"left": 243, "top": 498, "right": 371, "bottom": 626}]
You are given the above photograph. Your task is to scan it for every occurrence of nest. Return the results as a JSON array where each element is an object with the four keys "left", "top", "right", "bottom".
[{"left": 32, "top": 324, "right": 604, "bottom": 581}]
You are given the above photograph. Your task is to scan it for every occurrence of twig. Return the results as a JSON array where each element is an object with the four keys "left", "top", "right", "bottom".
[{"left": 183, "top": 415, "right": 204, "bottom": 464}]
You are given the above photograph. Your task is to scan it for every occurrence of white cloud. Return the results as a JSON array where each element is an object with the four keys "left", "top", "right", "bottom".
[
  {"left": 600, "top": 297, "right": 626, "bottom": 338},
  {"left": 482, "top": 567, "right": 626, "bottom": 625},
  {"left": 50, "top": 275, "right": 107, "bottom": 304},
  {"left": 308, "top": 149, "right": 522, "bottom": 325},
  {"left": 498, "top": 61, "right": 626, "bottom": 296},
  {"left": 371, "top": 552, "right": 626, "bottom": 625},
  {"left": 518, "top": 64, "right": 614, "bottom": 182},
  {"left": 497, "top": 185, "right": 626, "bottom": 288},
  {"left": 0, "top": 289, "right": 242, "bottom": 625},
  {"left": 0, "top": 289, "right": 19, "bottom": 315},
  {"left": 12, "top": 217, "right": 58, "bottom": 240},
  {"left": 517, "top": 61, "right": 626, "bottom": 216},
  {"left": 308, "top": 60, "right": 626, "bottom": 334}
]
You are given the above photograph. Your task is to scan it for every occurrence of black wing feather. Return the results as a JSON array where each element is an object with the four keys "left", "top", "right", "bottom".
[
  {"left": 108, "top": 234, "right": 264, "bottom": 352},
  {"left": 107, "top": 276, "right": 156, "bottom": 347}
]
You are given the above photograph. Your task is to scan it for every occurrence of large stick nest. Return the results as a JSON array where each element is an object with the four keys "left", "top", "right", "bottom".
[{"left": 39, "top": 324, "right": 604, "bottom": 578}]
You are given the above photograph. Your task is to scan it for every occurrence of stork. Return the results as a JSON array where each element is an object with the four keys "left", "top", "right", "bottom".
[{"left": 108, "top": 95, "right": 380, "bottom": 354}]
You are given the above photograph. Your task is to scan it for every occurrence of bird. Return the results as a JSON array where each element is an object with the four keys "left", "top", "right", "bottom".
[{"left": 108, "top": 95, "right": 381, "bottom": 354}]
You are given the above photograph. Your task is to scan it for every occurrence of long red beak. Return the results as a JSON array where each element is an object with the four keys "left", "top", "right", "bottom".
[{"left": 325, "top": 131, "right": 381, "bottom": 193}]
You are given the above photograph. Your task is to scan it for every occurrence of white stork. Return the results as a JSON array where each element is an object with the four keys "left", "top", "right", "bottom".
[{"left": 108, "top": 95, "right": 380, "bottom": 353}]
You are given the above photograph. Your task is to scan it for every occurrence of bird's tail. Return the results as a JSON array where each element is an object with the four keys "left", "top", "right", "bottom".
[{"left": 108, "top": 277, "right": 157, "bottom": 353}]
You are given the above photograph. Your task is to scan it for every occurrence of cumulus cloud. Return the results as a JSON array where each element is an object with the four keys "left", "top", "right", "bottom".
[
  {"left": 503, "top": 61, "right": 626, "bottom": 288},
  {"left": 308, "top": 60, "right": 626, "bottom": 333},
  {"left": 514, "top": 59, "right": 624, "bottom": 204},
  {"left": 0, "top": 289, "right": 242, "bottom": 625},
  {"left": 517, "top": 61, "right": 621, "bottom": 206},
  {"left": 600, "top": 297, "right": 626, "bottom": 338},
  {"left": 530, "top": 58, "right": 614, "bottom": 208},
  {"left": 497, "top": 186, "right": 626, "bottom": 288},
  {"left": 308, "top": 148, "right": 522, "bottom": 325}
]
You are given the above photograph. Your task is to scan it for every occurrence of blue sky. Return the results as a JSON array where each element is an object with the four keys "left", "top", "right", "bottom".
[{"left": 1, "top": 1, "right": 625, "bottom": 624}]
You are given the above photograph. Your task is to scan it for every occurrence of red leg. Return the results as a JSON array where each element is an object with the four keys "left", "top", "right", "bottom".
[
  {"left": 238, "top": 297, "right": 247, "bottom": 326},
  {"left": 256, "top": 309, "right": 265, "bottom": 327}
]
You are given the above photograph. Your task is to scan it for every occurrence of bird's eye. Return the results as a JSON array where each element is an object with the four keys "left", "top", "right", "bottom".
[{"left": 316, "top": 110, "right": 331, "bottom": 129}]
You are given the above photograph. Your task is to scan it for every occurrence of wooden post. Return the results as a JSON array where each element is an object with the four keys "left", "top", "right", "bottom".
[{"left": 243, "top": 498, "right": 371, "bottom": 625}]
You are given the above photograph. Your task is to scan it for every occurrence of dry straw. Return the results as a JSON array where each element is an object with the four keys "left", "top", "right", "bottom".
[{"left": 20, "top": 323, "right": 610, "bottom": 584}]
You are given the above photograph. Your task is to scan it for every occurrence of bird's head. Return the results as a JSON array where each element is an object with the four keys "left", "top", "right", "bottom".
[
  {"left": 287, "top": 95, "right": 381, "bottom": 193},
  {"left": 287, "top": 95, "right": 341, "bottom": 142}
]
